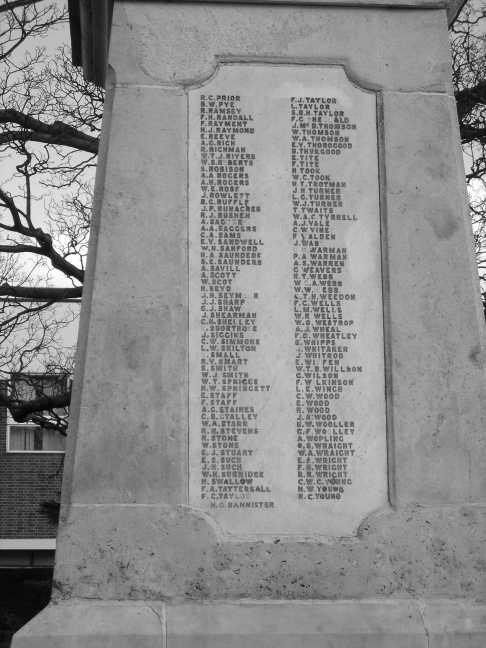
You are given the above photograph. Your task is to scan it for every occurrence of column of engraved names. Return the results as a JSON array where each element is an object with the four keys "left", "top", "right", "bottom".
[
  {"left": 291, "top": 96, "right": 360, "bottom": 501},
  {"left": 199, "top": 94, "right": 273, "bottom": 510}
]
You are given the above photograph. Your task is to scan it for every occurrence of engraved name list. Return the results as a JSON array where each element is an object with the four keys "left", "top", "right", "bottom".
[{"left": 188, "top": 65, "right": 387, "bottom": 537}]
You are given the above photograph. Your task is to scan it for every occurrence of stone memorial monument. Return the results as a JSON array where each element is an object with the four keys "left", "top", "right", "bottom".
[{"left": 13, "top": 0, "right": 486, "bottom": 645}]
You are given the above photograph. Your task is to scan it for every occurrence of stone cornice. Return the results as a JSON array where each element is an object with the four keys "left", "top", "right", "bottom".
[{"left": 69, "top": 0, "right": 466, "bottom": 86}]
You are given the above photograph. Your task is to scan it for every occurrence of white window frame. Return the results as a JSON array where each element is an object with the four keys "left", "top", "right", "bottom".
[
  {"left": 6, "top": 373, "right": 68, "bottom": 454},
  {"left": 0, "top": 539, "right": 56, "bottom": 550},
  {"left": 6, "top": 413, "right": 65, "bottom": 454}
]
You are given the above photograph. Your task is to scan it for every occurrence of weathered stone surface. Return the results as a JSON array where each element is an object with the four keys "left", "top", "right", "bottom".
[
  {"left": 382, "top": 90, "right": 486, "bottom": 504},
  {"left": 48, "top": 0, "right": 486, "bottom": 606},
  {"left": 64, "top": 84, "right": 189, "bottom": 506},
  {"left": 167, "top": 599, "right": 428, "bottom": 648},
  {"left": 188, "top": 64, "right": 387, "bottom": 538},
  {"left": 12, "top": 599, "right": 486, "bottom": 648},
  {"left": 12, "top": 1, "right": 486, "bottom": 646},
  {"left": 109, "top": 3, "right": 452, "bottom": 92},
  {"left": 12, "top": 601, "right": 165, "bottom": 648},
  {"left": 51, "top": 503, "right": 486, "bottom": 601}
]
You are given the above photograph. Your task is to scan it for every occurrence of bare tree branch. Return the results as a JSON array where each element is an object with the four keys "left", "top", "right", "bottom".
[
  {"left": 6, "top": 390, "right": 71, "bottom": 423},
  {"left": 0, "top": 283, "right": 82, "bottom": 299},
  {"left": 461, "top": 125, "right": 486, "bottom": 144},
  {"left": 0, "top": 4, "right": 98, "bottom": 430},
  {"left": 0, "top": 1, "right": 49, "bottom": 13},
  {"left": 0, "top": 109, "right": 99, "bottom": 153},
  {"left": 455, "top": 80, "right": 486, "bottom": 121}
]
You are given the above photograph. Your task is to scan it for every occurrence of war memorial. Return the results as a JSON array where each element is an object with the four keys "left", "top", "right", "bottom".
[{"left": 12, "top": 0, "right": 486, "bottom": 645}]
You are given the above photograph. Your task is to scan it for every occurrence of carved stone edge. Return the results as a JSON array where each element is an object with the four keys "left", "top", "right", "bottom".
[
  {"left": 11, "top": 598, "right": 486, "bottom": 647},
  {"left": 68, "top": 0, "right": 463, "bottom": 87}
]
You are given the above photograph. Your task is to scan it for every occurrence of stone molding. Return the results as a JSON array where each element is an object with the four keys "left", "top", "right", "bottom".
[
  {"left": 68, "top": 0, "right": 466, "bottom": 86},
  {"left": 12, "top": 599, "right": 486, "bottom": 648}
]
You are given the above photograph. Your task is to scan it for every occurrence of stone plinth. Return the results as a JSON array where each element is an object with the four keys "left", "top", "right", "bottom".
[
  {"left": 13, "top": 600, "right": 486, "bottom": 647},
  {"left": 12, "top": 0, "right": 486, "bottom": 646}
]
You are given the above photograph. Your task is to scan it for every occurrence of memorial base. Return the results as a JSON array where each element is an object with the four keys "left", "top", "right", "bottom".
[{"left": 12, "top": 599, "right": 486, "bottom": 648}]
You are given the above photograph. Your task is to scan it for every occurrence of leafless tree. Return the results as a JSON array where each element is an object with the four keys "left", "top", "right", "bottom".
[
  {"left": 450, "top": 0, "right": 486, "bottom": 314},
  {"left": 0, "top": 1, "right": 102, "bottom": 430}
]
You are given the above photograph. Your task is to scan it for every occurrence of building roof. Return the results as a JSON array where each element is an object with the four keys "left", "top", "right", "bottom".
[{"left": 69, "top": 0, "right": 467, "bottom": 86}]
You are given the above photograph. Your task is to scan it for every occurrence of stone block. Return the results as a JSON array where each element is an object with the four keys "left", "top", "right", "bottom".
[
  {"left": 12, "top": 600, "right": 486, "bottom": 648},
  {"left": 382, "top": 91, "right": 486, "bottom": 504},
  {"left": 12, "top": 601, "right": 165, "bottom": 648},
  {"left": 109, "top": 2, "right": 451, "bottom": 92},
  {"left": 12, "top": 2, "right": 485, "bottom": 647}
]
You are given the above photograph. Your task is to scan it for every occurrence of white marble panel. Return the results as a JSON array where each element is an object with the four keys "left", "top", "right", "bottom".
[{"left": 188, "top": 65, "right": 386, "bottom": 537}]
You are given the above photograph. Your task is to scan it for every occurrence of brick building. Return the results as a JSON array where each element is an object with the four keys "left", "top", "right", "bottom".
[
  {"left": 0, "top": 375, "right": 66, "bottom": 566},
  {"left": 0, "top": 376, "right": 66, "bottom": 646}
]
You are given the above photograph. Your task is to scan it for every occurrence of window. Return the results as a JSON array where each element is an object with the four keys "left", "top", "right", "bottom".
[
  {"left": 6, "top": 374, "right": 68, "bottom": 454},
  {"left": 8, "top": 424, "right": 65, "bottom": 452}
]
